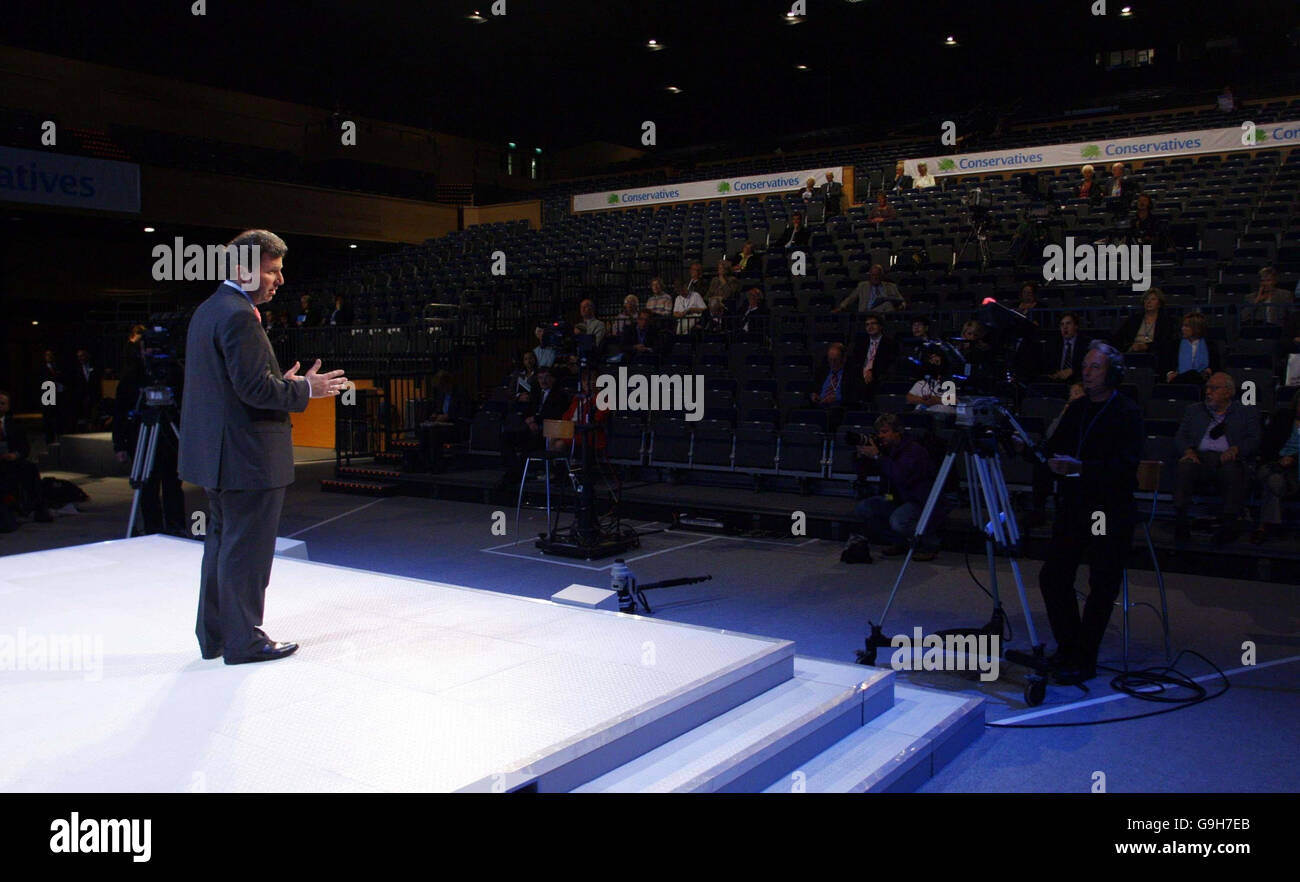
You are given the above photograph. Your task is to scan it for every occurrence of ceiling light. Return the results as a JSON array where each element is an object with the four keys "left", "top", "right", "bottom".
[
  {"left": 666, "top": 86, "right": 682, "bottom": 94},
  {"left": 467, "top": 11, "right": 487, "bottom": 23},
  {"left": 646, "top": 39, "right": 663, "bottom": 51},
  {"left": 1119, "top": 6, "right": 1133, "bottom": 16},
  {"left": 143, "top": 226, "right": 155, "bottom": 232},
  {"left": 349, "top": 244, "right": 357, "bottom": 249},
  {"left": 795, "top": 64, "right": 809, "bottom": 71},
  {"left": 944, "top": 35, "right": 958, "bottom": 46}
]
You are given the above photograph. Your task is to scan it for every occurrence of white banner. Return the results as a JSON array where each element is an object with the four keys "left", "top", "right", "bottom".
[
  {"left": 0, "top": 146, "right": 141, "bottom": 213},
  {"left": 573, "top": 166, "right": 849, "bottom": 213},
  {"left": 905, "top": 120, "right": 1300, "bottom": 178}
]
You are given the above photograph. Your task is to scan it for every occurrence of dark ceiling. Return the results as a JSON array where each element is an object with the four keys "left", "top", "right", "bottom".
[{"left": 5, "top": 0, "right": 1298, "bottom": 151}]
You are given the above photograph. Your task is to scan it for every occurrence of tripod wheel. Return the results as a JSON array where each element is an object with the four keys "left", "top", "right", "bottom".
[{"left": 1024, "top": 675, "right": 1047, "bottom": 707}]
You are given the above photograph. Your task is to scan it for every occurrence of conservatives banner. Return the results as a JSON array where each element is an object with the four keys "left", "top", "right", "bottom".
[
  {"left": 573, "top": 167, "right": 848, "bottom": 213},
  {"left": 905, "top": 120, "right": 1300, "bottom": 178},
  {"left": 0, "top": 146, "right": 141, "bottom": 214}
]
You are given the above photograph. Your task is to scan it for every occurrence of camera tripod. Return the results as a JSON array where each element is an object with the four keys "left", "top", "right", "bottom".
[
  {"left": 956, "top": 214, "right": 992, "bottom": 271},
  {"left": 125, "top": 386, "right": 181, "bottom": 539},
  {"left": 856, "top": 415, "right": 1053, "bottom": 705}
]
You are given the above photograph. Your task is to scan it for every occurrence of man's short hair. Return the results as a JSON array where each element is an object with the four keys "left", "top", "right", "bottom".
[
  {"left": 226, "top": 229, "right": 287, "bottom": 276},
  {"left": 864, "top": 312, "right": 884, "bottom": 327},
  {"left": 873, "top": 412, "right": 901, "bottom": 433},
  {"left": 1088, "top": 340, "right": 1126, "bottom": 386},
  {"left": 1060, "top": 311, "right": 1081, "bottom": 326},
  {"left": 826, "top": 342, "right": 845, "bottom": 358}
]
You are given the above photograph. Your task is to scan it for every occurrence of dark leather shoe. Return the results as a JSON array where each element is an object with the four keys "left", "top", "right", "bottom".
[
  {"left": 224, "top": 640, "right": 299, "bottom": 665},
  {"left": 201, "top": 647, "right": 224, "bottom": 660},
  {"left": 881, "top": 543, "right": 909, "bottom": 556}
]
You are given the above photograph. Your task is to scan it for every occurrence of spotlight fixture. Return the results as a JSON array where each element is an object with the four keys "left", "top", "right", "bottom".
[
  {"left": 467, "top": 11, "right": 487, "bottom": 23},
  {"left": 31, "top": 320, "right": 39, "bottom": 326},
  {"left": 349, "top": 244, "right": 357, "bottom": 249},
  {"left": 666, "top": 85, "right": 683, "bottom": 94},
  {"left": 646, "top": 39, "right": 664, "bottom": 51},
  {"left": 1119, "top": 6, "right": 1133, "bottom": 16},
  {"left": 944, "top": 35, "right": 959, "bottom": 46},
  {"left": 784, "top": 13, "right": 805, "bottom": 25},
  {"left": 795, "top": 64, "right": 809, "bottom": 71},
  {"left": 143, "top": 226, "right": 155, "bottom": 232}
]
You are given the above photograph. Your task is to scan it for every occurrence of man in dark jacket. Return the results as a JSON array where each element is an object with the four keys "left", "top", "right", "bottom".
[
  {"left": 1172, "top": 372, "right": 1261, "bottom": 544},
  {"left": 1037, "top": 342, "right": 1144, "bottom": 685},
  {"left": 619, "top": 310, "right": 663, "bottom": 355},
  {"left": 852, "top": 413, "right": 944, "bottom": 561},
  {"left": 1041, "top": 313, "right": 1092, "bottom": 383},
  {"left": 499, "top": 366, "right": 570, "bottom": 483}
]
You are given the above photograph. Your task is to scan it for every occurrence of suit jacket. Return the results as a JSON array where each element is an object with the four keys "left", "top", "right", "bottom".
[
  {"left": 890, "top": 174, "right": 913, "bottom": 192},
  {"left": 1113, "top": 310, "right": 1179, "bottom": 374},
  {"left": 814, "top": 363, "right": 867, "bottom": 407},
  {"left": 740, "top": 303, "right": 768, "bottom": 334},
  {"left": 852, "top": 334, "right": 900, "bottom": 381},
  {"left": 1175, "top": 401, "right": 1261, "bottom": 459},
  {"left": 179, "top": 284, "right": 310, "bottom": 490},
  {"left": 1043, "top": 333, "right": 1092, "bottom": 378},
  {"left": 328, "top": 304, "right": 355, "bottom": 326},
  {"left": 528, "top": 386, "right": 571, "bottom": 423},
  {"left": 71, "top": 363, "right": 103, "bottom": 412},
  {"left": 820, "top": 181, "right": 843, "bottom": 214},
  {"left": 0, "top": 414, "right": 31, "bottom": 460},
  {"left": 779, "top": 225, "right": 810, "bottom": 250},
  {"left": 839, "top": 280, "right": 903, "bottom": 312},
  {"left": 732, "top": 251, "right": 760, "bottom": 275},
  {"left": 620, "top": 323, "right": 663, "bottom": 353}
]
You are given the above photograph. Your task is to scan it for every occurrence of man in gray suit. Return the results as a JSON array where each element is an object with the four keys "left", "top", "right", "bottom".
[{"left": 179, "top": 229, "right": 348, "bottom": 664}]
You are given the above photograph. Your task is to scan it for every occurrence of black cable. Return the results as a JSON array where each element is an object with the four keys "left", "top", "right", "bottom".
[{"left": 987, "top": 650, "right": 1229, "bottom": 729}]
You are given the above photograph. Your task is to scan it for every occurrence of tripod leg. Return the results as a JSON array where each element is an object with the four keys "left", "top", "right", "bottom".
[
  {"left": 875, "top": 452, "right": 958, "bottom": 628},
  {"left": 126, "top": 423, "right": 157, "bottom": 539}
]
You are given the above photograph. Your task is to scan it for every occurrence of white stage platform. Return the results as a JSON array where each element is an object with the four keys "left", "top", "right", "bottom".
[{"left": 0, "top": 536, "right": 982, "bottom": 793}]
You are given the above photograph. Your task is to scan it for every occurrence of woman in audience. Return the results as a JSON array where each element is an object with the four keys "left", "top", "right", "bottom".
[
  {"left": 1164, "top": 312, "right": 1218, "bottom": 385},
  {"left": 868, "top": 191, "right": 897, "bottom": 224},
  {"left": 510, "top": 350, "right": 538, "bottom": 403},
  {"left": 1114, "top": 288, "right": 1179, "bottom": 375},
  {"left": 1077, "top": 164, "right": 1097, "bottom": 201},
  {"left": 1247, "top": 267, "right": 1293, "bottom": 327},
  {"left": 800, "top": 177, "right": 817, "bottom": 204},
  {"left": 913, "top": 162, "right": 936, "bottom": 189},
  {"left": 533, "top": 325, "right": 558, "bottom": 367},
  {"left": 611, "top": 294, "right": 640, "bottom": 336},
  {"left": 1015, "top": 282, "right": 1044, "bottom": 325},
  {"left": 1251, "top": 392, "right": 1300, "bottom": 544}
]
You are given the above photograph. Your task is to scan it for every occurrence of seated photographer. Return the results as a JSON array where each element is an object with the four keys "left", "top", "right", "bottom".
[
  {"left": 620, "top": 309, "right": 664, "bottom": 355},
  {"left": 498, "top": 366, "right": 570, "bottom": 486},
  {"left": 1250, "top": 393, "right": 1300, "bottom": 544},
  {"left": 112, "top": 339, "right": 186, "bottom": 535},
  {"left": 0, "top": 390, "right": 54, "bottom": 524},
  {"left": 852, "top": 414, "right": 944, "bottom": 562},
  {"left": 575, "top": 299, "right": 608, "bottom": 351},
  {"left": 1173, "top": 372, "right": 1260, "bottom": 545}
]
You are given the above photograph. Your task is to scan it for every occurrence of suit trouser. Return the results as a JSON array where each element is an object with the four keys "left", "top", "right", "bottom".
[
  {"left": 1037, "top": 508, "right": 1135, "bottom": 668},
  {"left": 1173, "top": 450, "right": 1247, "bottom": 520},
  {"left": 196, "top": 486, "right": 286, "bottom": 658}
]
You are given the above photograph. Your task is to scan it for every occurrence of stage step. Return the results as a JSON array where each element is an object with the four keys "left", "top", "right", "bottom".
[
  {"left": 573, "top": 657, "right": 893, "bottom": 793},
  {"left": 374, "top": 452, "right": 405, "bottom": 465},
  {"left": 760, "top": 681, "right": 985, "bottom": 794},
  {"left": 320, "top": 478, "right": 399, "bottom": 497},
  {"left": 337, "top": 466, "right": 403, "bottom": 480}
]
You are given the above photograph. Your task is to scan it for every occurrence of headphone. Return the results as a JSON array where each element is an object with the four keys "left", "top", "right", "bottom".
[{"left": 1090, "top": 341, "right": 1126, "bottom": 388}]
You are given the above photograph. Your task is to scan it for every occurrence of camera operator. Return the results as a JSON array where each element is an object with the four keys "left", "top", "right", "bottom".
[
  {"left": 1036, "top": 342, "right": 1143, "bottom": 685},
  {"left": 851, "top": 413, "right": 945, "bottom": 562},
  {"left": 113, "top": 330, "right": 186, "bottom": 536}
]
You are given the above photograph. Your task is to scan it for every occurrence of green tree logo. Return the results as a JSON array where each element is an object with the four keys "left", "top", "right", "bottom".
[
  {"left": 1081, "top": 144, "right": 1101, "bottom": 159},
  {"left": 717, "top": 181, "right": 731, "bottom": 193},
  {"left": 607, "top": 193, "right": 620, "bottom": 204},
  {"left": 1253, "top": 129, "right": 1269, "bottom": 143},
  {"left": 938, "top": 158, "right": 956, "bottom": 172}
]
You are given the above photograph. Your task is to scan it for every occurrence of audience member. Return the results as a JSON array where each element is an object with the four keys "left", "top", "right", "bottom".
[
  {"left": 696, "top": 297, "right": 727, "bottom": 337},
  {"left": 732, "top": 241, "right": 758, "bottom": 275},
  {"left": 913, "top": 162, "right": 936, "bottom": 189},
  {"left": 1113, "top": 288, "right": 1179, "bottom": 375},
  {"left": 1129, "top": 193, "right": 1168, "bottom": 250},
  {"left": 0, "top": 390, "right": 54, "bottom": 523},
  {"left": 1077, "top": 164, "right": 1098, "bottom": 201},
  {"left": 498, "top": 366, "right": 570, "bottom": 485},
  {"left": 37, "top": 349, "right": 64, "bottom": 443},
  {"left": 533, "top": 325, "right": 558, "bottom": 367},
  {"left": 740, "top": 288, "right": 768, "bottom": 335},
  {"left": 574, "top": 298, "right": 608, "bottom": 350},
  {"left": 621, "top": 309, "right": 663, "bottom": 354},
  {"left": 852, "top": 413, "right": 944, "bottom": 561},
  {"left": 708, "top": 260, "right": 741, "bottom": 311},
  {"left": 812, "top": 342, "right": 863, "bottom": 409},
  {"left": 1173, "top": 372, "right": 1260, "bottom": 544},
  {"left": 645, "top": 277, "right": 674, "bottom": 317},
  {"left": 835, "top": 264, "right": 904, "bottom": 313},
  {"left": 611, "top": 294, "right": 640, "bottom": 336},
  {"left": 779, "top": 213, "right": 811, "bottom": 249},
  {"left": 1164, "top": 312, "right": 1218, "bottom": 385},
  {"left": 71, "top": 347, "right": 102, "bottom": 431},
  {"left": 1246, "top": 266, "right": 1293, "bottom": 327},
  {"left": 510, "top": 350, "right": 539, "bottom": 401},
  {"left": 1250, "top": 392, "right": 1300, "bottom": 544},
  {"left": 821, "top": 171, "right": 843, "bottom": 216},
  {"left": 906, "top": 347, "right": 956, "bottom": 416},
  {"left": 854, "top": 313, "right": 898, "bottom": 402},
  {"left": 868, "top": 192, "right": 897, "bottom": 224},
  {"left": 800, "top": 177, "right": 817, "bottom": 204},
  {"left": 673, "top": 279, "right": 707, "bottom": 334},
  {"left": 889, "top": 161, "right": 913, "bottom": 192},
  {"left": 1043, "top": 313, "right": 1090, "bottom": 382},
  {"left": 329, "top": 294, "right": 354, "bottom": 326},
  {"left": 1217, "top": 85, "right": 1237, "bottom": 113},
  {"left": 685, "top": 261, "right": 709, "bottom": 299},
  {"left": 295, "top": 293, "right": 321, "bottom": 327}
]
